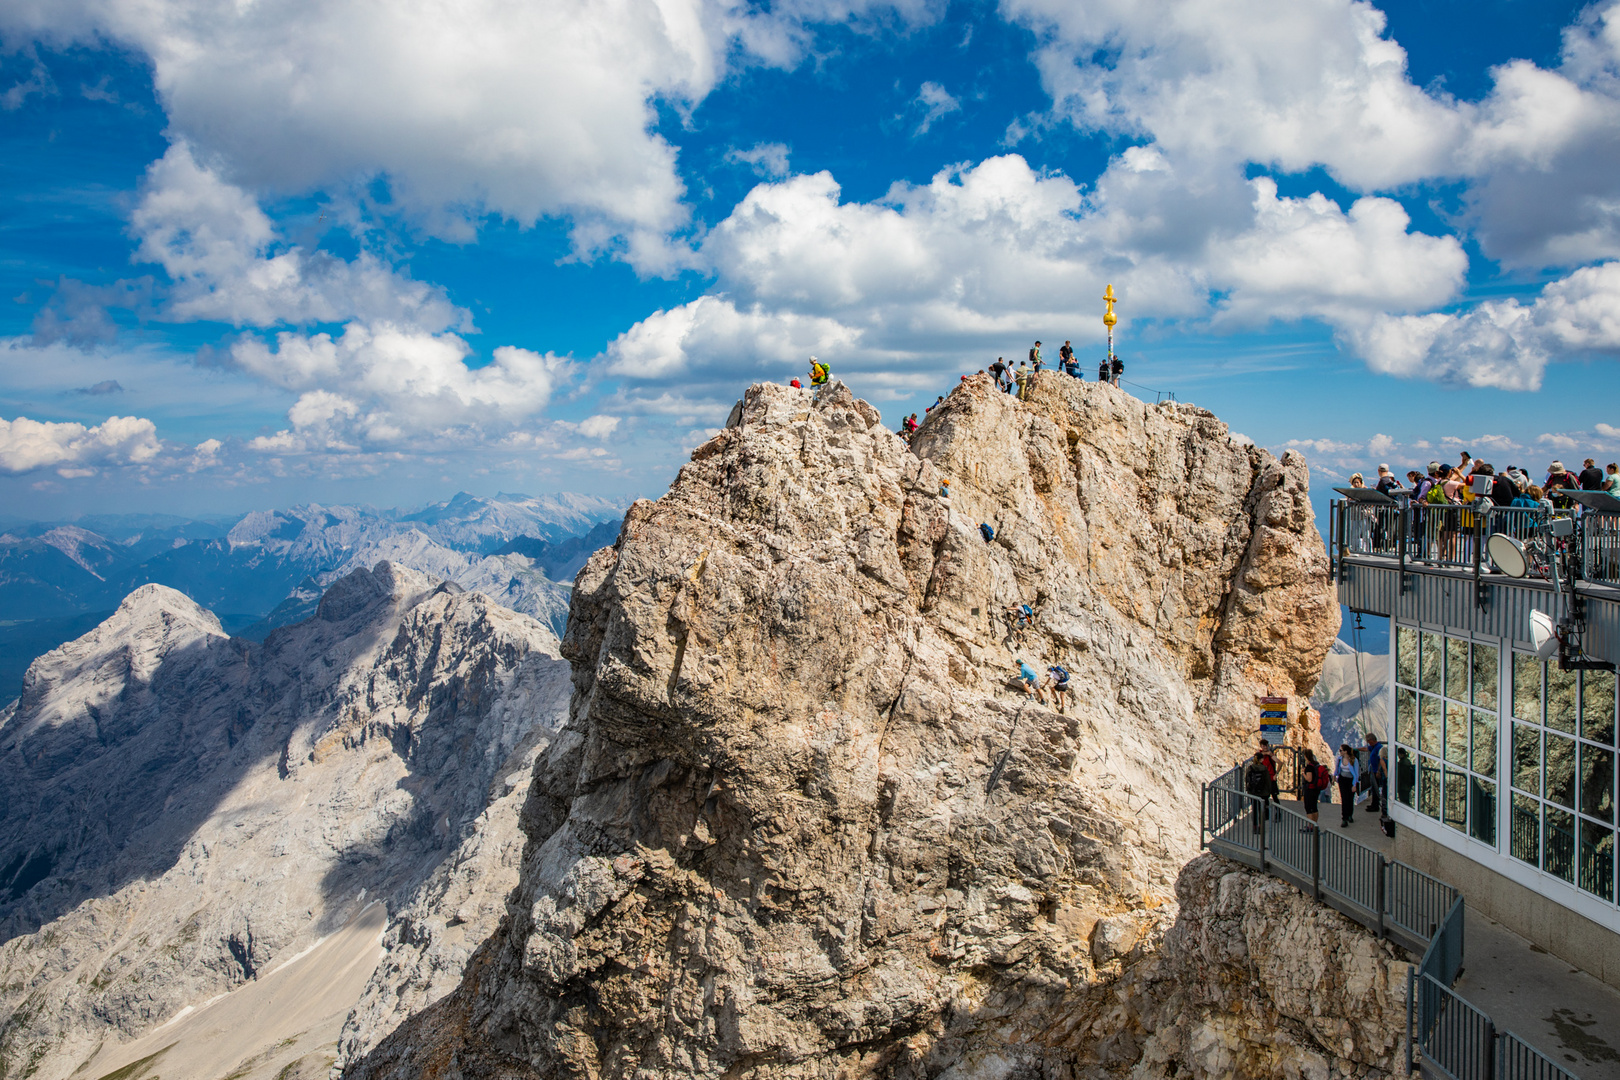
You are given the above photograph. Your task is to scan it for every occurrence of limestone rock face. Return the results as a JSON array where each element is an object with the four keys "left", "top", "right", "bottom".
[
  {"left": 350, "top": 376, "right": 1344, "bottom": 1080},
  {"left": 0, "top": 563, "right": 572, "bottom": 1080}
]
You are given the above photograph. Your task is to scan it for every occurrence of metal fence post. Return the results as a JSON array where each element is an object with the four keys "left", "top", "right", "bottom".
[
  {"left": 1486, "top": 1021, "right": 1497, "bottom": 1080},
  {"left": 1377, "top": 854, "right": 1387, "bottom": 940},
  {"left": 1311, "top": 823, "right": 1321, "bottom": 900},
  {"left": 1200, "top": 782, "right": 1207, "bottom": 850},
  {"left": 1398, "top": 504, "right": 1409, "bottom": 594},
  {"left": 1259, "top": 794, "right": 1268, "bottom": 871},
  {"left": 1406, "top": 966, "right": 1415, "bottom": 1074}
]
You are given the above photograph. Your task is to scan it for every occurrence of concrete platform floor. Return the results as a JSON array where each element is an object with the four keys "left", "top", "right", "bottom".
[
  {"left": 1269, "top": 794, "right": 1620, "bottom": 1077},
  {"left": 1456, "top": 910, "right": 1620, "bottom": 1080}
]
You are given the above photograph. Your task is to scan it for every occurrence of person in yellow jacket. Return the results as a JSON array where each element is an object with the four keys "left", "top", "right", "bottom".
[
  {"left": 809, "top": 356, "right": 830, "bottom": 386},
  {"left": 1014, "top": 360, "right": 1031, "bottom": 400}
]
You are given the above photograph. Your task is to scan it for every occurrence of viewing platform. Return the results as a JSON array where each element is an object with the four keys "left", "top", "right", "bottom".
[{"left": 1326, "top": 498, "right": 1620, "bottom": 657}]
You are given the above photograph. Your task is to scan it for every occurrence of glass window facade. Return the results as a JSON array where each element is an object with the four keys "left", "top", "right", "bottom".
[{"left": 1393, "top": 622, "right": 1618, "bottom": 910}]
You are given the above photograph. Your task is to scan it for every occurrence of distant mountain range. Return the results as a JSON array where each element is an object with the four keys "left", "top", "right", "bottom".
[{"left": 0, "top": 492, "right": 628, "bottom": 700}]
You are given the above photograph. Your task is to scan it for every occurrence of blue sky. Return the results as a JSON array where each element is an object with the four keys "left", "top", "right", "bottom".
[{"left": 1, "top": 0, "right": 1618, "bottom": 519}]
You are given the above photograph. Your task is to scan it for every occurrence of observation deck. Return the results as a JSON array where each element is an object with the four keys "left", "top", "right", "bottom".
[{"left": 1327, "top": 497, "right": 1620, "bottom": 659}]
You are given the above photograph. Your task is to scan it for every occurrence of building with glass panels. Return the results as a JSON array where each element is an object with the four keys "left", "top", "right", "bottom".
[
  {"left": 1330, "top": 499, "right": 1620, "bottom": 986},
  {"left": 1390, "top": 626, "right": 1615, "bottom": 928}
]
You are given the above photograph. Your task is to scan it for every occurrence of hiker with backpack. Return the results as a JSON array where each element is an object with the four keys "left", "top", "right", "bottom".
[
  {"left": 1334, "top": 744, "right": 1360, "bottom": 828},
  {"left": 1300, "top": 749, "right": 1330, "bottom": 830},
  {"left": 1244, "top": 749, "right": 1273, "bottom": 832},
  {"left": 1045, "top": 664, "right": 1071, "bottom": 713},
  {"left": 809, "top": 357, "right": 830, "bottom": 386},
  {"left": 1029, "top": 341, "right": 1043, "bottom": 372}
]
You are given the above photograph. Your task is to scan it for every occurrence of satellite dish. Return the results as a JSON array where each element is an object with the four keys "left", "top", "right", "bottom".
[
  {"left": 1487, "top": 533, "right": 1529, "bottom": 579},
  {"left": 1530, "top": 610, "right": 1558, "bottom": 661}
]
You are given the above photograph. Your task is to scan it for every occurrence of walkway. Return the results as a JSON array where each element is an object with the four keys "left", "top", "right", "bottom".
[
  {"left": 1457, "top": 911, "right": 1620, "bottom": 1080},
  {"left": 1277, "top": 795, "right": 1620, "bottom": 1079}
]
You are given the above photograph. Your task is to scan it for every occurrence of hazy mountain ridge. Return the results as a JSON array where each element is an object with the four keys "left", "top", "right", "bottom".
[
  {"left": 0, "top": 492, "right": 628, "bottom": 699},
  {"left": 0, "top": 562, "right": 574, "bottom": 1080}
]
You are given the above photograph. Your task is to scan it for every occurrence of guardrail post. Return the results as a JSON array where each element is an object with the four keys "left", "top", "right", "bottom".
[
  {"left": 1259, "top": 794, "right": 1268, "bottom": 871},
  {"left": 1376, "top": 855, "right": 1387, "bottom": 940},
  {"left": 1486, "top": 1020, "right": 1497, "bottom": 1080},
  {"left": 1311, "top": 823, "right": 1321, "bottom": 900},
  {"left": 1398, "top": 504, "right": 1409, "bottom": 595},
  {"left": 1200, "top": 782, "right": 1207, "bottom": 850},
  {"left": 1405, "top": 966, "right": 1415, "bottom": 1074}
]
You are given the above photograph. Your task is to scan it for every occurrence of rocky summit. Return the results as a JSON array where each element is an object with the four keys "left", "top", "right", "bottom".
[
  {"left": 349, "top": 374, "right": 1394, "bottom": 1080},
  {"left": 0, "top": 562, "right": 572, "bottom": 1080}
]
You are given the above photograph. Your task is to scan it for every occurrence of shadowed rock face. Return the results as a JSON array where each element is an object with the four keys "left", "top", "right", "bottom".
[
  {"left": 349, "top": 376, "right": 1348, "bottom": 1080},
  {"left": 0, "top": 562, "right": 573, "bottom": 1080}
]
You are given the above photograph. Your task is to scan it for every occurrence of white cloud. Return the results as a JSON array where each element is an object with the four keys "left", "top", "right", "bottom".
[
  {"left": 1211, "top": 179, "right": 1466, "bottom": 324},
  {"left": 132, "top": 143, "right": 464, "bottom": 330},
  {"left": 3, "top": 0, "right": 941, "bottom": 252},
  {"left": 577, "top": 415, "right": 621, "bottom": 439},
  {"left": 233, "top": 323, "right": 574, "bottom": 451},
  {"left": 725, "top": 143, "right": 791, "bottom": 179},
  {"left": 1003, "top": 0, "right": 1462, "bottom": 190},
  {"left": 0, "top": 415, "right": 161, "bottom": 475},
  {"left": 1343, "top": 261, "right": 1620, "bottom": 390},
  {"left": 912, "top": 81, "right": 961, "bottom": 135},
  {"left": 602, "top": 155, "right": 1465, "bottom": 407}
]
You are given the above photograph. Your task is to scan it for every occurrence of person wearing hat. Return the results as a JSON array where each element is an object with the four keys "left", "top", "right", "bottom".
[
  {"left": 1348, "top": 472, "right": 1366, "bottom": 488},
  {"left": 1375, "top": 464, "right": 1401, "bottom": 496},
  {"left": 1546, "top": 460, "right": 1578, "bottom": 509},
  {"left": 1029, "top": 341, "right": 1043, "bottom": 372}
]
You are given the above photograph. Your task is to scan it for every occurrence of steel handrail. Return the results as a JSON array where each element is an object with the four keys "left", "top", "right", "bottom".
[{"left": 1201, "top": 769, "right": 1577, "bottom": 1079}]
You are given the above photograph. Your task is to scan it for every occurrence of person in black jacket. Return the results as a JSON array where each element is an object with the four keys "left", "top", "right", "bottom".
[
  {"left": 1110, "top": 354, "right": 1124, "bottom": 386},
  {"left": 1580, "top": 458, "right": 1606, "bottom": 491}
]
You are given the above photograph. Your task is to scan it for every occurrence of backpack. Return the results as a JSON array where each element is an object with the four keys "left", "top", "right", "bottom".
[
  {"left": 1049, "top": 665, "right": 1069, "bottom": 682},
  {"left": 1426, "top": 485, "right": 1449, "bottom": 504},
  {"left": 979, "top": 523, "right": 995, "bottom": 542},
  {"left": 1311, "top": 763, "right": 1332, "bottom": 792},
  {"left": 1243, "top": 760, "right": 1270, "bottom": 796}
]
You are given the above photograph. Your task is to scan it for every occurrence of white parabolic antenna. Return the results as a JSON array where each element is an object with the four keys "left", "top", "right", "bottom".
[
  {"left": 1487, "top": 532, "right": 1528, "bottom": 578},
  {"left": 1530, "top": 609, "right": 1558, "bottom": 661}
]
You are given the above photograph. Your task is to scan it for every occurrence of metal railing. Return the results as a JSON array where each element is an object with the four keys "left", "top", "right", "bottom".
[
  {"left": 1201, "top": 770, "right": 1451, "bottom": 953},
  {"left": 1201, "top": 768, "right": 1578, "bottom": 1079},
  {"left": 1584, "top": 514, "right": 1620, "bottom": 586},
  {"left": 1328, "top": 500, "right": 1618, "bottom": 590}
]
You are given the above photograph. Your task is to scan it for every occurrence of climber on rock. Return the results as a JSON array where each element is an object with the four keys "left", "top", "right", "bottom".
[
  {"left": 1005, "top": 601, "right": 1035, "bottom": 643},
  {"left": 1045, "top": 664, "right": 1071, "bottom": 712},
  {"left": 1015, "top": 658, "right": 1041, "bottom": 700},
  {"left": 809, "top": 356, "right": 830, "bottom": 386}
]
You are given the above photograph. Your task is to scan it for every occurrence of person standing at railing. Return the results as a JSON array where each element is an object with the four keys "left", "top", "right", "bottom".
[
  {"left": 1606, "top": 463, "right": 1620, "bottom": 495},
  {"left": 1580, "top": 457, "right": 1605, "bottom": 491},
  {"left": 1244, "top": 749, "right": 1273, "bottom": 833},
  {"left": 1300, "top": 748, "right": 1328, "bottom": 831},
  {"left": 1335, "top": 744, "right": 1361, "bottom": 828},
  {"left": 1364, "top": 733, "right": 1388, "bottom": 815},
  {"left": 1545, "top": 460, "right": 1578, "bottom": 510},
  {"left": 1488, "top": 466, "right": 1517, "bottom": 510}
]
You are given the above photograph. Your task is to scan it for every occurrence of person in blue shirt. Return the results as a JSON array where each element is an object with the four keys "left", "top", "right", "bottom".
[
  {"left": 1016, "top": 659, "right": 1040, "bottom": 700},
  {"left": 1335, "top": 744, "right": 1361, "bottom": 828}
]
